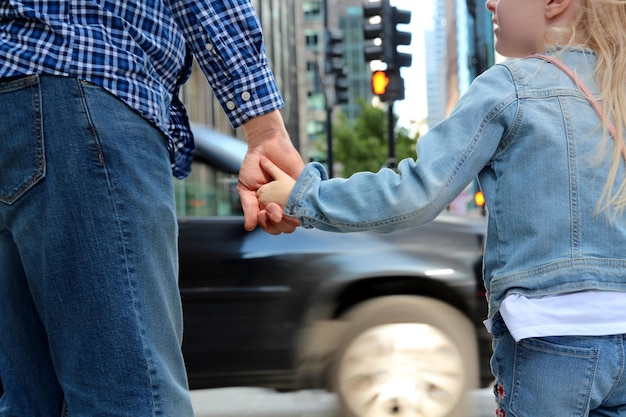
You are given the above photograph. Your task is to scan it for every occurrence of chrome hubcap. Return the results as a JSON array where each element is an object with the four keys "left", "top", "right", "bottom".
[{"left": 337, "top": 323, "right": 465, "bottom": 417}]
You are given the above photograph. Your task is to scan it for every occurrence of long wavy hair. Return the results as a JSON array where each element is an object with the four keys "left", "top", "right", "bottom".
[{"left": 557, "top": 0, "right": 626, "bottom": 217}]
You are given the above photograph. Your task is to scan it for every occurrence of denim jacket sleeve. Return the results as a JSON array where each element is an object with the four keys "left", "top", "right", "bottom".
[{"left": 284, "top": 64, "right": 519, "bottom": 233}]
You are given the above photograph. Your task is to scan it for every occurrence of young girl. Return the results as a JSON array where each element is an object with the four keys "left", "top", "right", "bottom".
[{"left": 257, "top": 0, "right": 626, "bottom": 414}]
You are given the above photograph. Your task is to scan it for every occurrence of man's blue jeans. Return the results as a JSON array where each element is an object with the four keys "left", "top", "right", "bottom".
[
  {"left": 0, "top": 75, "right": 194, "bottom": 416},
  {"left": 491, "top": 313, "right": 626, "bottom": 416}
]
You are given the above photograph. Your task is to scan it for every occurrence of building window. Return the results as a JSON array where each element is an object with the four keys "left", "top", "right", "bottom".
[
  {"left": 306, "top": 60, "right": 320, "bottom": 83},
  {"left": 306, "top": 91, "right": 325, "bottom": 111},
  {"left": 304, "top": 1, "right": 322, "bottom": 21},
  {"left": 306, "top": 120, "right": 326, "bottom": 141},
  {"left": 305, "top": 30, "right": 321, "bottom": 51}
]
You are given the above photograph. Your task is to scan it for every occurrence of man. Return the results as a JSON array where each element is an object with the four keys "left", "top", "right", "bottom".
[{"left": 0, "top": 1, "right": 302, "bottom": 415}]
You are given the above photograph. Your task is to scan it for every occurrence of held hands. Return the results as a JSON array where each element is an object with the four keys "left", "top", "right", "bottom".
[
  {"left": 257, "top": 157, "right": 296, "bottom": 209},
  {"left": 238, "top": 110, "right": 303, "bottom": 234}
]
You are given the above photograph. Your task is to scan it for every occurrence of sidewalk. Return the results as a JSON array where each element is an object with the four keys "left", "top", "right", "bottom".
[{"left": 190, "top": 387, "right": 495, "bottom": 417}]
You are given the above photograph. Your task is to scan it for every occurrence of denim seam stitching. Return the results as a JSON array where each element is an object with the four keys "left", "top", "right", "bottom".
[
  {"left": 602, "top": 336, "right": 626, "bottom": 406},
  {"left": 75, "top": 80, "right": 161, "bottom": 415}
]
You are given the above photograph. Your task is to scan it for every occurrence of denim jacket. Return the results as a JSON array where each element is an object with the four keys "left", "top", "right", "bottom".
[{"left": 285, "top": 49, "right": 626, "bottom": 317}]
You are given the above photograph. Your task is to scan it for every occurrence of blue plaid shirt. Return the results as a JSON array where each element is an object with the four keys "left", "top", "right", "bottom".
[{"left": 0, "top": 0, "right": 284, "bottom": 178}]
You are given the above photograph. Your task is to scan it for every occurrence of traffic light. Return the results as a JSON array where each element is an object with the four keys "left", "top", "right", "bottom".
[
  {"left": 362, "top": 0, "right": 413, "bottom": 69},
  {"left": 389, "top": 5, "right": 412, "bottom": 68},
  {"left": 371, "top": 68, "right": 404, "bottom": 102},
  {"left": 325, "top": 30, "right": 344, "bottom": 74},
  {"left": 362, "top": 1, "right": 387, "bottom": 63},
  {"left": 334, "top": 66, "right": 349, "bottom": 105},
  {"left": 325, "top": 29, "right": 349, "bottom": 106},
  {"left": 371, "top": 70, "right": 389, "bottom": 96},
  {"left": 474, "top": 190, "right": 487, "bottom": 215},
  {"left": 474, "top": 190, "right": 485, "bottom": 207}
]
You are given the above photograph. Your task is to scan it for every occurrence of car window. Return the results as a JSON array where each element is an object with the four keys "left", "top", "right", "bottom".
[{"left": 174, "top": 160, "right": 242, "bottom": 217}]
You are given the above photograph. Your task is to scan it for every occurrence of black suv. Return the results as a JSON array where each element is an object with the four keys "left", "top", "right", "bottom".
[{"left": 177, "top": 125, "right": 491, "bottom": 417}]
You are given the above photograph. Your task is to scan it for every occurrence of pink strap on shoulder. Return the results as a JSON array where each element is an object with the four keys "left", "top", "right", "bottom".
[{"left": 529, "top": 54, "right": 624, "bottom": 159}]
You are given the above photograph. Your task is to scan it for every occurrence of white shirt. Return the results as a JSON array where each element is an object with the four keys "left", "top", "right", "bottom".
[{"left": 485, "top": 290, "right": 626, "bottom": 342}]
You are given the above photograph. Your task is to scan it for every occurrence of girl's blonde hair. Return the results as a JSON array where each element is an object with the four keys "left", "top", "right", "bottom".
[{"left": 571, "top": 0, "right": 626, "bottom": 217}]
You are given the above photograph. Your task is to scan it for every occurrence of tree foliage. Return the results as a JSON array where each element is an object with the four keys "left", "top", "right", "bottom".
[{"left": 331, "top": 101, "right": 419, "bottom": 177}]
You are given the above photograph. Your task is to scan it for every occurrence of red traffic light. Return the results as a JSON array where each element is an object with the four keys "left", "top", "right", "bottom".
[{"left": 372, "top": 70, "right": 390, "bottom": 95}]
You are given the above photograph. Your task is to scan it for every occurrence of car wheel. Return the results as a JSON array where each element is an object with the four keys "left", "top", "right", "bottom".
[{"left": 329, "top": 295, "right": 478, "bottom": 417}]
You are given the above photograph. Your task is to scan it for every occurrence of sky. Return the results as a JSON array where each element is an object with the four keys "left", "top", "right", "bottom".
[{"left": 387, "top": 0, "right": 435, "bottom": 130}]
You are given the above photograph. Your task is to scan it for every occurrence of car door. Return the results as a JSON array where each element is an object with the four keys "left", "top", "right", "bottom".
[{"left": 175, "top": 155, "right": 304, "bottom": 389}]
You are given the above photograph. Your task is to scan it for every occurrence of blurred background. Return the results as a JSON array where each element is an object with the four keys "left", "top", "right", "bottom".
[
  {"left": 174, "top": 1, "right": 500, "bottom": 417},
  {"left": 180, "top": 0, "right": 495, "bottom": 215}
]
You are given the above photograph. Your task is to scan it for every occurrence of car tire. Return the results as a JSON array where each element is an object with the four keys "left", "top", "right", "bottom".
[{"left": 328, "top": 295, "right": 479, "bottom": 417}]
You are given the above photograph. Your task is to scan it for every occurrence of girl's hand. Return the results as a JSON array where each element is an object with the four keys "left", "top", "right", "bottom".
[{"left": 257, "top": 157, "right": 296, "bottom": 208}]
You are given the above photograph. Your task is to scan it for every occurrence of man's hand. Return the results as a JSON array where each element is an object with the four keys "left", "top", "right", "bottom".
[{"left": 238, "top": 110, "right": 303, "bottom": 234}]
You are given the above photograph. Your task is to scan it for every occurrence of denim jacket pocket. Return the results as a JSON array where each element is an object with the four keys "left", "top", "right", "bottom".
[{"left": 0, "top": 75, "right": 45, "bottom": 205}]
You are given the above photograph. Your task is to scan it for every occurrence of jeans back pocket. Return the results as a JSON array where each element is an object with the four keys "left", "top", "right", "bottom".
[{"left": 0, "top": 75, "right": 45, "bottom": 205}]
